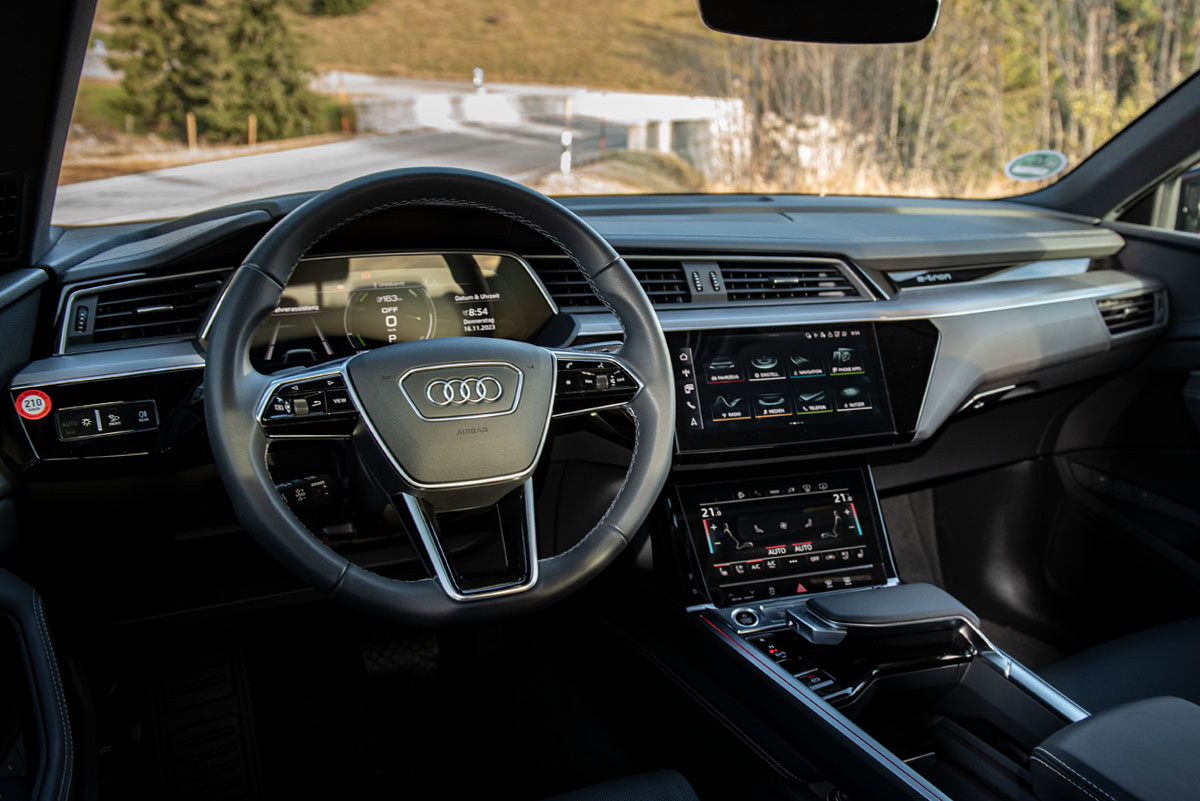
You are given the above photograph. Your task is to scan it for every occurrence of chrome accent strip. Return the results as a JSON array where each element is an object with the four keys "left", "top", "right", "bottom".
[
  {"left": 980, "top": 650, "right": 1089, "bottom": 723},
  {"left": 12, "top": 361, "right": 203, "bottom": 390},
  {"left": 197, "top": 264, "right": 244, "bottom": 342},
  {"left": 57, "top": 267, "right": 232, "bottom": 354},
  {"left": 396, "top": 361, "right": 523, "bottom": 422},
  {"left": 957, "top": 384, "right": 1018, "bottom": 414},
  {"left": 402, "top": 478, "right": 540, "bottom": 602}
]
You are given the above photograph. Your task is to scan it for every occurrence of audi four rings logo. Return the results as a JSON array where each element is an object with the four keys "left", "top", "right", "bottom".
[{"left": 425, "top": 376, "right": 504, "bottom": 406}]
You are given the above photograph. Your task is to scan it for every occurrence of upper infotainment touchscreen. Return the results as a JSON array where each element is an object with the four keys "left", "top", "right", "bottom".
[{"left": 667, "top": 326, "right": 895, "bottom": 453}]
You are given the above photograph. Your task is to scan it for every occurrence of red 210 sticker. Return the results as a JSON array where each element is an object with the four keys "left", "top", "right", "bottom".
[{"left": 15, "top": 389, "right": 51, "bottom": 420}]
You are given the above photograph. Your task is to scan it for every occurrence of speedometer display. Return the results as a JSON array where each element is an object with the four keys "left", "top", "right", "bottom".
[
  {"left": 249, "top": 252, "right": 556, "bottom": 371},
  {"left": 344, "top": 285, "right": 437, "bottom": 349}
]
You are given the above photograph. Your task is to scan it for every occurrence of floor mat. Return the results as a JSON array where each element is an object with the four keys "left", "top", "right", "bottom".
[{"left": 241, "top": 608, "right": 635, "bottom": 801}]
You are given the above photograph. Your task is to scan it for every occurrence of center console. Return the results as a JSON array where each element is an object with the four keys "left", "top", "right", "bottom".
[{"left": 652, "top": 320, "right": 1089, "bottom": 801}]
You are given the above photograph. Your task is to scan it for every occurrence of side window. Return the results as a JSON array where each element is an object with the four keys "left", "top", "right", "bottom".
[
  {"left": 1119, "top": 159, "right": 1200, "bottom": 232},
  {"left": 1176, "top": 166, "right": 1200, "bottom": 234}
]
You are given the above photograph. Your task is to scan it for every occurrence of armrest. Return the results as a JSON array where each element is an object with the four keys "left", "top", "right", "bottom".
[
  {"left": 807, "top": 583, "right": 980, "bottom": 628},
  {"left": 1032, "top": 696, "right": 1200, "bottom": 801}
]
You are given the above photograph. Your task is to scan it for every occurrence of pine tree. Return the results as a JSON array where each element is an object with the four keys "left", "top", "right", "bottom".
[{"left": 108, "top": 0, "right": 319, "bottom": 144}]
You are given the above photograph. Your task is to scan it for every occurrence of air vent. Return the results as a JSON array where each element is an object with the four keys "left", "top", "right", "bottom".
[
  {"left": 61, "top": 269, "right": 231, "bottom": 352},
  {"left": 0, "top": 173, "right": 20, "bottom": 259},
  {"left": 721, "top": 259, "right": 863, "bottom": 301},
  {"left": 1097, "top": 292, "right": 1164, "bottom": 335},
  {"left": 527, "top": 256, "right": 688, "bottom": 308},
  {"left": 526, "top": 254, "right": 866, "bottom": 309}
]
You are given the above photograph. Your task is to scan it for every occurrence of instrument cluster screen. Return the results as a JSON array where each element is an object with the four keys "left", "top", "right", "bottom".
[
  {"left": 250, "top": 252, "right": 556, "bottom": 371},
  {"left": 667, "top": 326, "right": 896, "bottom": 453},
  {"left": 676, "top": 468, "right": 890, "bottom": 607}
]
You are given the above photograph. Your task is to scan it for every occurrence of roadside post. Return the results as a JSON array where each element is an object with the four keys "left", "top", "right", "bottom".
[
  {"left": 560, "top": 130, "right": 573, "bottom": 175},
  {"left": 185, "top": 112, "right": 197, "bottom": 151}
]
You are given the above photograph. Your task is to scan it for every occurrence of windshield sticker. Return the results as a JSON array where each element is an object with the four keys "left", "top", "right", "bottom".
[{"left": 1004, "top": 150, "right": 1068, "bottom": 181}]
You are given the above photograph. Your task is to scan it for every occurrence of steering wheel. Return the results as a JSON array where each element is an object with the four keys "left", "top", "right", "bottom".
[{"left": 204, "top": 168, "right": 675, "bottom": 625}]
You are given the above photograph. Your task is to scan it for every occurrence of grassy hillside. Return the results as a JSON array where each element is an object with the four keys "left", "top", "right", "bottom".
[{"left": 95, "top": 0, "right": 727, "bottom": 94}]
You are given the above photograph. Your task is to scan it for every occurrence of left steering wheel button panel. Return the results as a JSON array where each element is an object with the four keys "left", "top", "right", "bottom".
[{"left": 260, "top": 373, "right": 357, "bottom": 436}]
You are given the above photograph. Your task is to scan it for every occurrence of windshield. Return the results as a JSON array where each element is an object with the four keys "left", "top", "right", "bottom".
[{"left": 54, "top": 0, "right": 1198, "bottom": 225}]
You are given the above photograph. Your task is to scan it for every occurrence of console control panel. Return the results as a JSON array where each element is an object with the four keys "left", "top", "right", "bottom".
[
  {"left": 676, "top": 467, "right": 892, "bottom": 607},
  {"left": 10, "top": 369, "right": 203, "bottom": 461}
]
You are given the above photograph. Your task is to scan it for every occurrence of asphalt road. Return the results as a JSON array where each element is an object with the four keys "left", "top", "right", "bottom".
[{"left": 54, "top": 117, "right": 624, "bottom": 226}]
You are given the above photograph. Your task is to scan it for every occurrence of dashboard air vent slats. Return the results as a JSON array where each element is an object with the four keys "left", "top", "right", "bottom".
[
  {"left": 62, "top": 269, "right": 232, "bottom": 351},
  {"left": 622, "top": 259, "right": 689, "bottom": 306},
  {"left": 721, "top": 261, "right": 862, "bottom": 301},
  {"left": 1096, "top": 292, "right": 1163, "bottom": 335},
  {"left": 528, "top": 255, "right": 865, "bottom": 308},
  {"left": 529, "top": 257, "right": 688, "bottom": 308}
]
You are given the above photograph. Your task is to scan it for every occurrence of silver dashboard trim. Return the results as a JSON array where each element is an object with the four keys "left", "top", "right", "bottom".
[{"left": 572, "top": 270, "right": 1162, "bottom": 336}]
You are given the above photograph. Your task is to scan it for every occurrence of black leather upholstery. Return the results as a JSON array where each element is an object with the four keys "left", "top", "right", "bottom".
[
  {"left": 1030, "top": 696, "right": 1200, "bottom": 801},
  {"left": 807, "top": 582, "right": 981, "bottom": 627},
  {"left": 1039, "top": 619, "right": 1200, "bottom": 713},
  {"left": 541, "top": 771, "right": 700, "bottom": 801},
  {"left": 0, "top": 570, "right": 73, "bottom": 801}
]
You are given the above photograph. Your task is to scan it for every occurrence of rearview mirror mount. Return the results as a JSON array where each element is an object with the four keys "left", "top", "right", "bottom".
[{"left": 697, "top": 0, "right": 941, "bottom": 44}]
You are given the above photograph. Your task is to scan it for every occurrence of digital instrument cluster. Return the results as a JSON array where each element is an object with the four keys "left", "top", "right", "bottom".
[{"left": 249, "top": 252, "right": 556, "bottom": 371}]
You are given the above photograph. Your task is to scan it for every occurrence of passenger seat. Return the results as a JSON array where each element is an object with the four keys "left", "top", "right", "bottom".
[{"left": 1039, "top": 618, "right": 1200, "bottom": 713}]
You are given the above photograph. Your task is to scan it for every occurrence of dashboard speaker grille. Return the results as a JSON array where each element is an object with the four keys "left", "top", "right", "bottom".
[
  {"left": 1096, "top": 292, "right": 1164, "bottom": 335},
  {"left": 0, "top": 173, "right": 20, "bottom": 260}
]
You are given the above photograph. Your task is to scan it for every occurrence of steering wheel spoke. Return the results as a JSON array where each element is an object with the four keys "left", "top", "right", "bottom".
[
  {"left": 550, "top": 349, "right": 643, "bottom": 417},
  {"left": 257, "top": 358, "right": 360, "bottom": 439},
  {"left": 393, "top": 479, "right": 539, "bottom": 601}
]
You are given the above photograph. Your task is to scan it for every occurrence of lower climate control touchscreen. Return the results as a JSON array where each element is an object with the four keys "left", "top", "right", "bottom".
[
  {"left": 667, "top": 326, "right": 895, "bottom": 453},
  {"left": 676, "top": 468, "right": 890, "bottom": 607}
]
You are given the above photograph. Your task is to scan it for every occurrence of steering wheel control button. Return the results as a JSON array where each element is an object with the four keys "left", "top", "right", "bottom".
[
  {"left": 54, "top": 400, "right": 158, "bottom": 441},
  {"left": 553, "top": 356, "right": 639, "bottom": 415},
  {"left": 326, "top": 388, "right": 352, "bottom": 411},
  {"left": 265, "top": 395, "right": 294, "bottom": 419},
  {"left": 259, "top": 372, "right": 361, "bottom": 435}
]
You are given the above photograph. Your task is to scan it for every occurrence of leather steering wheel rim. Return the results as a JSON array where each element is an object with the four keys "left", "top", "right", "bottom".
[{"left": 204, "top": 167, "right": 675, "bottom": 625}]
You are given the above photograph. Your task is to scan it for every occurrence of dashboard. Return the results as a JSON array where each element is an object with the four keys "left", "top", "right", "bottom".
[
  {"left": 249, "top": 252, "right": 556, "bottom": 371},
  {"left": 2, "top": 193, "right": 1172, "bottom": 618}
]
